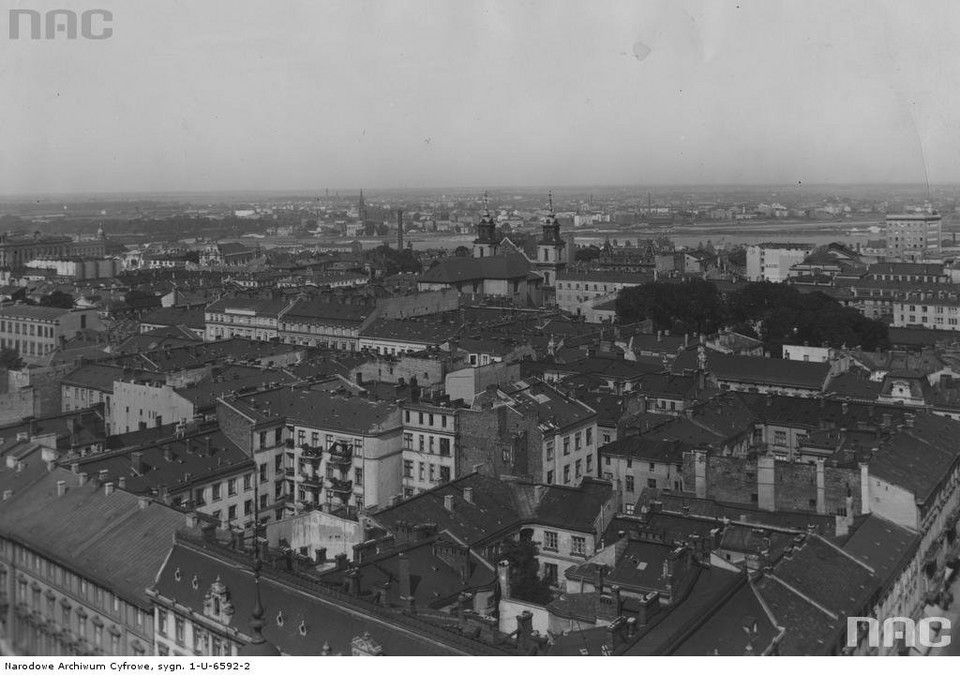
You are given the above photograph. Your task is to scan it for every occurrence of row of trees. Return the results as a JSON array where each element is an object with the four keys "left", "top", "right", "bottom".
[{"left": 616, "top": 279, "right": 889, "bottom": 354}]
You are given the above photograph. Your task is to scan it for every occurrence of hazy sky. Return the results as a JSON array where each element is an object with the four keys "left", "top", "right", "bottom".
[{"left": 2, "top": 0, "right": 960, "bottom": 194}]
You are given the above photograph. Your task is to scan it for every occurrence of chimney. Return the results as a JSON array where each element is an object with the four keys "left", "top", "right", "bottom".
[
  {"left": 70, "top": 462, "right": 80, "bottom": 474},
  {"left": 98, "top": 469, "right": 109, "bottom": 483},
  {"left": 334, "top": 553, "right": 348, "bottom": 571},
  {"left": 463, "top": 487, "right": 474, "bottom": 504},
  {"left": 130, "top": 451, "right": 143, "bottom": 474},
  {"left": 185, "top": 512, "right": 198, "bottom": 528},
  {"left": 78, "top": 472, "right": 88, "bottom": 487},
  {"left": 398, "top": 553, "right": 413, "bottom": 608},
  {"left": 104, "top": 482, "right": 115, "bottom": 496},
  {"left": 345, "top": 568, "right": 361, "bottom": 597},
  {"left": 516, "top": 611, "right": 533, "bottom": 654},
  {"left": 118, "top": 476, "right": 126, "bottom": 490},
  {"left": 443, "top": 494, "right": 455, "bottom": 512},
  {"left": 56, "top": 480, "right": 67, "bottom": 497},
  {"left": 498, "top": 559, "right": 511, "bottom": 600},
  {"left": 204, "top": 437, "right": 213, "bottom": 456},
  {"left": 138, "top": 496, "right": 149, "bottom": 510},
  {"left": 2, "top": 490, "right": 12, "bottom": 501}
]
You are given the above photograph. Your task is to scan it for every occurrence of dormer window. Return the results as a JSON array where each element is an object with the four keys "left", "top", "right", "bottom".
[{"left": 203, "top": 576, "right": 234, "bottom": 625}]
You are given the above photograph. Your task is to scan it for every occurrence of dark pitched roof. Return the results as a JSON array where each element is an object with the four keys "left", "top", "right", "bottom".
[
  {"left": 676, "top": 351, "right": 831, "bottom": 390},
  {"left": 419, "top": 252, "right": 534, "bottom": 284},
  {"left": 0, "top": 466, "right": 189, "bottom": 609},
  {"left": 152, "top": 540, "right": 504, "bottom": 655}
]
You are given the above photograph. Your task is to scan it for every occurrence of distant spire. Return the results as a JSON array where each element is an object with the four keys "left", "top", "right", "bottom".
[
  {"left": 482, "top": 190, "right": 489, "bottom": 213},
  {"left": 548, "top": 191, "right": 554, "bottom": 214}
]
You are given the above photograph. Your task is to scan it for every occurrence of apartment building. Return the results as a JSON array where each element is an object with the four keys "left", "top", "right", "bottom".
[
  {"left": 745, "top": 243, "right": 815, "bottom": 282},
  {"left": 0, "top": 306, "right": 102, "bottom": 364},
  {"left": 886, "top": 213, "right": 942, "bottom": 261},
  {"left": 0, "top": 458, "right": 187, "bottom": 656}
]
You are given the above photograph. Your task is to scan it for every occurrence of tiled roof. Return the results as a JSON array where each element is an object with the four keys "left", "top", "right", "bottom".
[
  {"left": 0, "top": 465, "right": 189, "bottom": 609},
  {"left": 842, "top": 514, "right": 918, "bottom": 585},
  {"left": 226, "top": 385, "right": 400, "bottom": 435},
  {"left": 153, "top": 540, "right": 505, "bottom": 655},
  {"left": 669, "top": 581, "right": 780, "bottom": 655},
  {"left": 61, "top": 363, "right": 125, "bottom": 393},
  {"left": 371, "top": 473, "right": 613, "bottom": 547},
  {"left": 0, "top": 305, "right": 76, "bottom": 320},
  {"left": 281, "top": 298, "right": 374, "bottom": 324},
  {"left": 76, "top": 427, "right": 253, "bottom": 495},
  {"left": 206, "top": 297, "right": 290, "bottom": 315},
  {"left": 359, "top": 318, "right": 456, "bottom": 344},
  {"left": 140, "top": 307, "right": 206, "bottom": 329},
  {"left": 869, "top": 415, "right": 960, "bottom": 504},
  {"left": 674, "top": 350, "right": 831, "bottom": 390},
  {"left": 419, "top": 252, "right": 534, "bottom": 284}
]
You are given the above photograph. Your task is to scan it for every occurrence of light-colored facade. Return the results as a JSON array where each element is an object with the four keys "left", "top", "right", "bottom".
[
  {"left": 886, "top": 213, "right": 942, "bottom": 261},
  {"left": 401, "top": 402, "right": 459, "bottom": 497},
  {"left": 0, "top": 306, "right": 102, "bottom": 364},
  {"left": 746, "top": 243, "right": 815, "bottom": 282}
]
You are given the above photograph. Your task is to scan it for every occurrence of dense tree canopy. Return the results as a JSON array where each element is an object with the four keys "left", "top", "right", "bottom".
[
  {"left": 575, "top": 245, "right": 601, "bottom": 262},
  {"left": 617, "top": 280, "right": 888, "bottom": 354},
  {"left": 0, "top": 348, "right": 23, "bottom": 371},
  {"left": 39, "top": 291, "right": 75, "bottom": 309},
  {"left": 500, "top": 537, "right": 554, "bottom": 604},
  {"left": 364, "top": 245, "right": 421, "bottom": 276}
]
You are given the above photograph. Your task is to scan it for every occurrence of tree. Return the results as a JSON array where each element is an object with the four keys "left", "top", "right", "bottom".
[
  {"left": 0, "top": 348, "right": 23, "bottom": 371},
  {"left": 454, "top": 245, "right": 471, "bottom": 257},
  {"left": 575, "top": 245, "right": 601, "bottom": 262},
  {"left": 500, "top": 537, "right": 553, "bottom": 605},
  {"left": 39, "top": 291, "right": 75, "bottom": 309}
]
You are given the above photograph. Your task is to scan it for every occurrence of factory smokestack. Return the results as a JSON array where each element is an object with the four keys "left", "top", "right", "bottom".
[{"left": 397, "top": 209, "right": 404, "bottom": 250}]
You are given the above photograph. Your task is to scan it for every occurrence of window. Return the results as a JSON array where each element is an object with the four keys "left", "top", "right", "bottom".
[
  {"left": 274, "top": 455, "right": 283, "bottom": 473},
  {"left": 648, "top": 463, "right": 655, "bottom": 472},
  {"left": 418, "top": 462, "right": 425, "bottom": 481},
  {"left": 575, "top": 459, "right": 582, "bottom": 478},
  {"left": 403, "top": 433, "right": 413, "bottom": 450},
  {"left": 228, "top": 479, "right": 237, "bottom": 496},
  {"left": 439, "top": 466, "right": 450, "bottom": 483},
  {"left": 773, "top": 430, "right": 787, "bottom": 446},
  {"left": 354, "top": 468, "right": 363, "bottom": 486},
  {"left": 626, "top": 475, "right": 635, "bottom": 492},
  {"left": 228, "top": 505, "right": 237, "bottom": 521},
  {"left": 439, "top": 438, "right": 451, "bottom": 456},
  {"left": 546, "top": 470, "right": 554, "bottom": 484},
  {"left": 543, "top": 563, "right": 558, "bottom": 585},
  {"left": 575, "top": 432, "right": 582, "bottom": 451},
  {"left": 175, "top": 617, "right": 185, "bottom": 645},
  {"left": 157, "top": 609, "right": 168, "bottom": 635},
  {"left": 243, "top": 474, "right": 252, "bottom": 491},
  {"left": 563, "top": 465, "right": 570, "bottom": 484},
  {"left": 563, "top": 437, "right": 570, "bottom": 455},
  {"left": 212, "top": 483, "right": 222, "bottom": 501},
  {"left": 586, "top": 454, "right": 593, "bottom": 473},
  {"left": 543, "top": 531, "right": 558, "bottom": 551},
  {"left": 259, "top": 463, "right": 268, "bottom": 483},
  {"left": 546, "top": 441, "right": 554, "bottom": 461},
  {"left": 571, "top": 536, "right": 586, "bottom": 556},
  {"left": 586, "top": 428, "right": 593, "bottom": 446},
  {"left": 647, "top": 478, "right": 657, "bottom": 488},
  {"left": 244, "top": 500, "right": 252, "bottom": 516},
  {"left": 429, "top": 464, "right": 436, "bottom": 482},
  {"left": 403, "top": 460, "right": 413, "bottom": 479}
]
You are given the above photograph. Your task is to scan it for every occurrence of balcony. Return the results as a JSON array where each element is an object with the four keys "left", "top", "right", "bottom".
[
  {"left": 327, "top": 443, "right": 353, "bottom": 466},
  {"left": 326, "top": 477, "right": 353, "bottom": 494},
  {"left": 300, "top": 474, "right": 323, "bottom": 489},
  {"left": 300, "top": 444, "right": 322, "bottom": 460}
]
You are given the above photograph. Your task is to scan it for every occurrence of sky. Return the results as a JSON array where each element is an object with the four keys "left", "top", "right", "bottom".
[{"left": 2, "top": 0, "right": 960, "bottom": 195}]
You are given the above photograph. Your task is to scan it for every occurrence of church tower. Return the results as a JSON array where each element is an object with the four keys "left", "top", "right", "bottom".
[
  {"left": 473, "top": 191, "right": 499, "bottom": 258},
  {"left": 535, "top": 192, "right": 566, "bottom": 287}
]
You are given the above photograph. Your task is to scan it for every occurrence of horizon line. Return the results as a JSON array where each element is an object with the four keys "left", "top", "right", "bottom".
[{"left": 0, "top": 181, "right": 953, "bottom": 201}]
